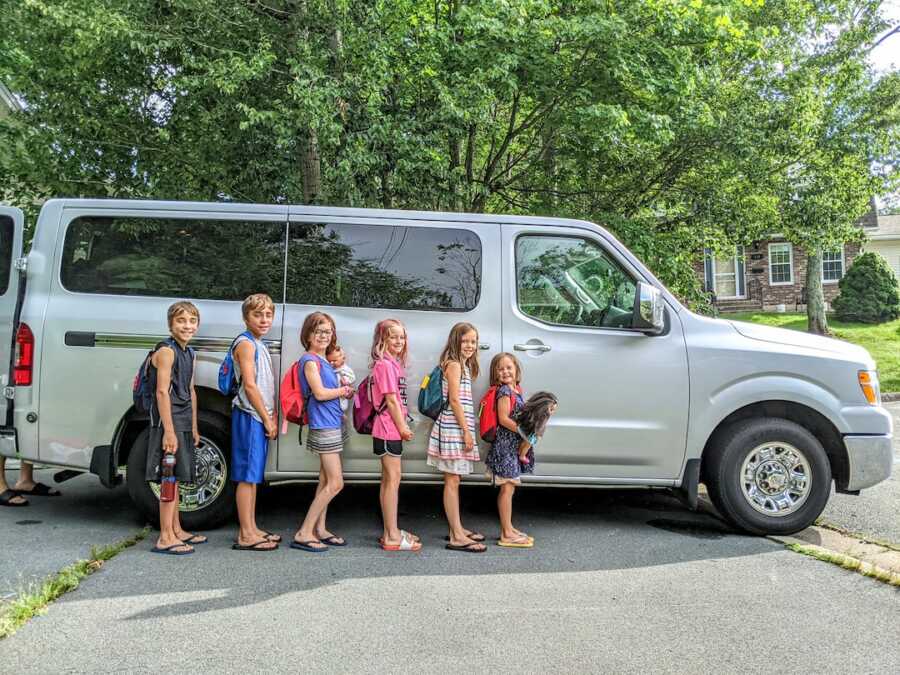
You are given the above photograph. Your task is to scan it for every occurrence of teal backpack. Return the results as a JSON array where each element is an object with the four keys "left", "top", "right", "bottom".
[{"left": 417, "top": 365, "right": 447, "bottom": 420}]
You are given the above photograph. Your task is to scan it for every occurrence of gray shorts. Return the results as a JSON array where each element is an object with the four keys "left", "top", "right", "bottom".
[
  {"left": 306, "top": 424, "right": 349, "bottom": 454},
  {"left": 145, "top": 427, "right": 196, "bottom": 483}
]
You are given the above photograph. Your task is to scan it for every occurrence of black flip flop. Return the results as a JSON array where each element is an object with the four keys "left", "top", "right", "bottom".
[
  {"left": 290, "top": 539, "right": 328, "bottom": 553},
  {"left": 318, "top": 535, "right": 347, "bottom": 546},
  {"left": 14, "top": 482, "right": 61, "bottom": 497},
  {"left": 262, "top": 530, "right": 282, "bottom": 543},
  {"left": 232, "top": 539, "right": 278, "bottom": 551},
  {"left": 0, "top": 489, "right": 28, "bottom": 507},
  {"left": 444, "top": 532, "right": 485, "bottom": 543},
  {"left": 181, "top": 534, "right": 208, "bottom": 545},
  {"left": 445, "top": 542, "right": 487, "bottom": 553}
]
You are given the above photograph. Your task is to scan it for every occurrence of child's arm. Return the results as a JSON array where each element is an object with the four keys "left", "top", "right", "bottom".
[
  {"left": 152, "top": 346, "right": 178, "bottom": 454},
  {"left": 383, "top": 392, "right": 413, "bottom": 441},
  {"left": 190, "top": 358, "right": 199, "bottom": 447},
  {"left": 235, "top": 340, "right": 277, "bottom": 439},
  {"left": 497, "top": 395, "right": 519, "bottom": 434},
  {"left": 304, "top": 360, "right": 350, "bottom": 401},
  {"left": 445, "top": 361, "right": 474, "bottom": 451}
]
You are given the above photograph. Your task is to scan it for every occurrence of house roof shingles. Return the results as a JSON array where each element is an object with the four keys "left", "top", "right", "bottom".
[{"left": 869, "top": 214, "right": 900, "bottom": 240}]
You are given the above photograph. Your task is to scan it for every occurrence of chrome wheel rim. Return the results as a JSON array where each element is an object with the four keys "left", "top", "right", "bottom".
[
  {"left": 149, "top": 436, "right": 228, "bottom": 512},
  {"left": 740, "top": 441, "right": 811, "bottom": 517}
]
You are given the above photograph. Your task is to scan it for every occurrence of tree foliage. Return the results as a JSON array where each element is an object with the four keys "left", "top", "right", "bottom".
[{"left": 1, "top": 0, "right": 898, "bottom": 308}]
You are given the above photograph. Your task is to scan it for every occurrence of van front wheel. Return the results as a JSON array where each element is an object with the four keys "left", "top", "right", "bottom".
[
  {"left": 125, "top": 411, "right": 235, "bottom": 530},
  {"left": 704, "top": 417, "right": 831, "bottom": 535}
]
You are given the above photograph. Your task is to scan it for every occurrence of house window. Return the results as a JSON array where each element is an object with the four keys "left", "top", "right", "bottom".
[
  {"left": 768, "top": 243, "right": 793, "bottom": 285},
  {"left": 822, "top": 247, "right": 844, "bottom": 283}
]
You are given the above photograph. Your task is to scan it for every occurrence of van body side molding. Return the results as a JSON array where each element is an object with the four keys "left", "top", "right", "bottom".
[{"left": 64, "top": 332, "right": 282, "bottom": 354}]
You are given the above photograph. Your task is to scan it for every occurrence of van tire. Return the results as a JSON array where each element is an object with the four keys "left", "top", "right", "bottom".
[
  {"left": 704, "top": 417, "right": 831, "bottom": 536},
  {"left": 126, "top": 411, "right": 235, "bottom": 530}
]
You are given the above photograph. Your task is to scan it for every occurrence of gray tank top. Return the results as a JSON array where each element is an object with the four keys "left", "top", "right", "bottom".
[{"left": 232, "top": 335, "right": 275, "bottom": 422}]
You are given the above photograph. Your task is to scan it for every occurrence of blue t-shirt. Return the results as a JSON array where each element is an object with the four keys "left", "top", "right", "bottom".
[{"left": 299, "top": 353, "right": 343, "bottom": 430}]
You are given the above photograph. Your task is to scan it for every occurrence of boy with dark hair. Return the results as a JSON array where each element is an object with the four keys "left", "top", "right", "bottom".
[
  {"left": 230, "top": 293, "right": 280, "bottom": 551},
  {"left": 147, "top": 301, "right": 205, "bottom": 555}
]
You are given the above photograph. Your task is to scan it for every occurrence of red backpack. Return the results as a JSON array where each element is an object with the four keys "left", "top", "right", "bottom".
[
  {"left": 478, "top": 384, "right": 522, "bottom": 442},
  {"left": 279, "top": 354, "right": 321, "bottom": 435}
]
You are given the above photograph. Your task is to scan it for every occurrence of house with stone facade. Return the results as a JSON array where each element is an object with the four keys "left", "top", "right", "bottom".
[{"left": 694, "top": 208, "right": 875, "bottom": 313}]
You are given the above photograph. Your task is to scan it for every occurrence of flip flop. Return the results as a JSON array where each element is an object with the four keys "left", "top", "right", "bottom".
[
  {"left": 262, "top": 531, "right": 282, "bottom": 543},
  {"left": 443, "top": 531, "right": 486, "bottom": 543},
  {"left": 14, "top": 482, "right": 61, "bottom": 497},
  {"left": 232, "top": 539, "right": 278, "bottom": 551},
  {"left": 382, "top": 531, "right": 422, "bottom": 552},
  {"left": 445, "top": 541, "right": 486, "bottom": 553},
  {"left": 151, "top": 543, "right": 194, "bottom": 555},
  {"left": 290, "top": 539, "right": 328, "bottom": 553},
  {"left": 497, "top": 537, "right": 534, "bottom": 548},
  {"left": 0, "top": 489, "right": 28, "bottom": 507},
  {"left": 318, "top": 535, "right": 347, "bottom": 546},
  {"left": 181, "top": 534, "right": 207, "bottom": 545}
]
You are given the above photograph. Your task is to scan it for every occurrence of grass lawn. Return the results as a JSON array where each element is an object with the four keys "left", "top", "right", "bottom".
[{"left": 724, "top": 312, "right": 900, "bottom": 393}]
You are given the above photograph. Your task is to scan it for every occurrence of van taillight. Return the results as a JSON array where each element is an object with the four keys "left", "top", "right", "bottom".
[{"left": 14, "top": 322, "right": 34, "bottom": 386}]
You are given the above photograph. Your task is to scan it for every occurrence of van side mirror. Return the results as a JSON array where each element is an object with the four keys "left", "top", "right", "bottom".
[{"left": 632, "top": 282, "right": 665, "bottom": 335}]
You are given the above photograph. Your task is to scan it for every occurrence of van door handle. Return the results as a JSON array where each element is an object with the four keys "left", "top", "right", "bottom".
[
  {"left": 514, "top": 343, "right": 551, "bottom": 352},
  {"left": 479, "top": 343, "right": 490, "bottom": 350}
]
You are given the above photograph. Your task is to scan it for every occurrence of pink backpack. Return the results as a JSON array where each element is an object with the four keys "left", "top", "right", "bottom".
[{"left": 352, "top": 375, "right": 386, "bottom": 435}]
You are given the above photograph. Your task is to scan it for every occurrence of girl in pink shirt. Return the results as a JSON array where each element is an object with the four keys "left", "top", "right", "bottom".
[{"left": 370, "top": 319, "right": 421, "bottom": 552}]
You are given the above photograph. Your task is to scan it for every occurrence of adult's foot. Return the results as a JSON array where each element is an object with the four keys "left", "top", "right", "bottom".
[{"left": 0, "top": 489, "right": 28, "bottom": 506}]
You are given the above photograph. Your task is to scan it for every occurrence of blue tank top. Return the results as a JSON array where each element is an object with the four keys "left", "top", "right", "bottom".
[{"left": 299, "top": 353, "right": 343, "bottom": 430}]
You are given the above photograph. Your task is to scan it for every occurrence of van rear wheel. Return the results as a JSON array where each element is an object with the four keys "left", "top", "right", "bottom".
[
  {"left": 704, "top": 417, "right": 831, "bottom": 535},
  {"left": 126, "top": 411, "right": 235, "bottom": 530}
]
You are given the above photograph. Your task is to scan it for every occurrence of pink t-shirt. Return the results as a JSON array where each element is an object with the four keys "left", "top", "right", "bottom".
[{"left": 371, "top": 356, "right": 408, "bottom": 441}]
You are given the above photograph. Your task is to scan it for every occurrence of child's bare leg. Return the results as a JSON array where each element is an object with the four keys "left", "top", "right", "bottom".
[
  {"left": 444, "top": 473, "right": 482, "bottom": 548},
  {"left": 295, "top": 453, "right": 343, "bottom": 548},
  {"left": 313, "top": 464, "right": 336, "bottom": 540},
  {"left": 498, "top": 483, "right": 517, "bottom": 541},
  {"left": 380, "top": 455, "right": 402, "bottom": 544},
  {"left": 0, "top": 457, "right": 27, "bottom": 505},
  {"left": 158, "top": 486, "right": 191, "bottom": 552},
  {"left": 236, "top": 482, "right": 274, "bottom": 548},
  {"left": 14, "top": 461, "right": 36, "bottom": 490},
  {"left": 518, "top": 439, "right": 530, "bottom": 462}
]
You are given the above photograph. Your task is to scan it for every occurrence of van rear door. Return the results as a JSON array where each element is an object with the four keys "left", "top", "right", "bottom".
[{"left": 0, "top": 206, "right": 25, "bottom": 428}]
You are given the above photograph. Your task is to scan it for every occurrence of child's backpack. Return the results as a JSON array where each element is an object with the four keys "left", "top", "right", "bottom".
[
  {"left": 478, "top": 384, "right": 523, "bottom": 442},
  {"left": 417, "top": 365, "right": 447, "bottom": 421},
  {"left": 131, "top": 338, "right": 179, "bottom": 414},
  {"left": 217, "top": 331, "right": 256, "bottom": 397},
  {"left": 279, "top": 354, "right": 321, "bottom": 436},
  {"left": 352, "top": 375, "right": 387, "bottom": 435}
]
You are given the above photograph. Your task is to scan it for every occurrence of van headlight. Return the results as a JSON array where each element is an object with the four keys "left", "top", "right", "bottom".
[{"left": 858, "top": 370, "right": 881, "bottom": 405}]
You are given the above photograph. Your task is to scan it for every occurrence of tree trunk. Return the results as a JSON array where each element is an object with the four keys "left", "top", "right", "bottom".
[
  {"left": 806, "top": 247, "right": 829, "bottom": 335},
  {"left": 301, "top": 130, "right": 320, "bottom": 204}
]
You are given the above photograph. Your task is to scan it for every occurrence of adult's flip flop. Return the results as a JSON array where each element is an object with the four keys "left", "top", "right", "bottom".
[
  {"left": 445, "top": 542, "right": 487, "bottom": 553},
  {"left": 14, "top": 482, "right": 61, "bottom": 497},
  {"left": 0, "top": 489, "right": 28, "bottom": 507}
]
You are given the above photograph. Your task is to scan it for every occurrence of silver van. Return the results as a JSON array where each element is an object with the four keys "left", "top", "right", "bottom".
[{"left": 0, "top": 199, "right": 893, "bottom": 534}]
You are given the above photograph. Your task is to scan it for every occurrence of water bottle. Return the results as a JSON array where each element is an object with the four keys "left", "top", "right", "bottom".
[{"left": 160, "top": 454, "right": 177, "bottom": 502}]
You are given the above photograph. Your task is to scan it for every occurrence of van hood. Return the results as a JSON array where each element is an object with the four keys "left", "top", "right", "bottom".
[{"left": 728, "top": 320, "right": 872, "bottom": 363}]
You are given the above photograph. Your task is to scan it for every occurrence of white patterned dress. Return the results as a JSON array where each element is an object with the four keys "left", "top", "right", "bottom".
[{"left": 427, "top": 364, "right": 479, "bottom": 475}]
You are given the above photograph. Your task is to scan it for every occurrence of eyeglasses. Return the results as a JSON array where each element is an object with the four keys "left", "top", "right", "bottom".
[{"left": 314, "top": 329, "right": 334, "bottom": 337}]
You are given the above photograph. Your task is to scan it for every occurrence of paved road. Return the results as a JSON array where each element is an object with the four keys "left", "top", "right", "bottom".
[
  {"left": 2, "top": 478, "right": 899, "bottom": 673},
  {"left": 820, "top": 400, "right": 900, "bottom": 545}
]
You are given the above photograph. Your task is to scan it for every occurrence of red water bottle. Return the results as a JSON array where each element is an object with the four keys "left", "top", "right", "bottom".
[{"left": 160, "top": 454, "right": 177, "bottom": 502}]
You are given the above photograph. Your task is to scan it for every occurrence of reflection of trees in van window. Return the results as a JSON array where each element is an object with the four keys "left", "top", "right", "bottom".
[
  {"left": 286, "top": 223, "right": 480, "bottom": 312},
  {"left": 516, "top": 236, "right": 636, "bottom": 328},
  {"left": 0, "top": 216, "right": 13, "bottom": 296},
  {"left": 60, "top": 217, "right": 286, "bottom": 301}
]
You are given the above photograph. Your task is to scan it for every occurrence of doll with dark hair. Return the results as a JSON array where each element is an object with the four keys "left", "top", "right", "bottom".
[{"left": 512, "top": 391, "right": 558, "bottom": 467}]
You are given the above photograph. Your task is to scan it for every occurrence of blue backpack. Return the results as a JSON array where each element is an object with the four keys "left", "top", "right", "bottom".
[
  {"left": 418, "top": 365, "right": 447, "bottom": 421},
  {"left": 218, "top": 331, "right": 257, "bottom": 397},
  {"left": 132, "top": 338, "right": 186, "bottom": 413}
]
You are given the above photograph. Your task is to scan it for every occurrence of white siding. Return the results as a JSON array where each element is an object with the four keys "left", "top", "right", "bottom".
[{"left": 865, "top": 241, "right": 900, "bottom": 278}]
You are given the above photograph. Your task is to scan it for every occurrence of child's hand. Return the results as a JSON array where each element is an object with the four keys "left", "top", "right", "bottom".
[
  {"left": 264, "top": 418, "right": 277, "bottom": 440},
  {"left": 192, "top": 429, "right": 200, "bottom": 448},
  {"left": 342, "top": 385, "right": 354, "bottom": 399},
  {"left": 463, "top": 431, "right": 474, "bottom": 451},
  {"left": 400, "top": 425, "right": 414, "bottom": 441},
  {"left": 163, "top": 430, "right": 178, "bottom": 454}
]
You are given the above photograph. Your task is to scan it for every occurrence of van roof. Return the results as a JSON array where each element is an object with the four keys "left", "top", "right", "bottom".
[{"left": 47, "top": 197, "right": 602, "bottom": 230}]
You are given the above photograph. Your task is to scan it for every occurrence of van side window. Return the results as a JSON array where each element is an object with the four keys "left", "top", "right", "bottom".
[
  {"left": 516, "top": 235, "right": 637, "bottom": 328},
  {"left": 60, "top": 217, "right": 286, "bottom": 301},
  {"left": 0, "top": 216, "right": 12, "bottom": 296},
  {"left": 286, "top": 223, "right": 481, "bottom": 311}
]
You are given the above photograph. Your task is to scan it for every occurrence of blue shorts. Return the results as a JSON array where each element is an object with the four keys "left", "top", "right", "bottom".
[{"left": 231, "top": 408, "right": 269, "bottom": 484}]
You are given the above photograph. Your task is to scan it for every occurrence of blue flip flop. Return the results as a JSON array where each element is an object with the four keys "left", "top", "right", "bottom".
[
  {"left": 152, "top": 543, "right": 194, "bottom": 555},
  {"left": 290, "top": 539, "right": 328, "bottom": 553}
]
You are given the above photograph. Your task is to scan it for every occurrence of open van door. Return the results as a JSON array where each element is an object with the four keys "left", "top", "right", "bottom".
[{"left": 0, "top": 206, "right": 25, "bottom": 430}]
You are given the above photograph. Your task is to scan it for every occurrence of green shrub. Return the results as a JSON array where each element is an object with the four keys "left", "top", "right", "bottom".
[{"left": 833, "top": 252, "right": 900, "bottom": 324}]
